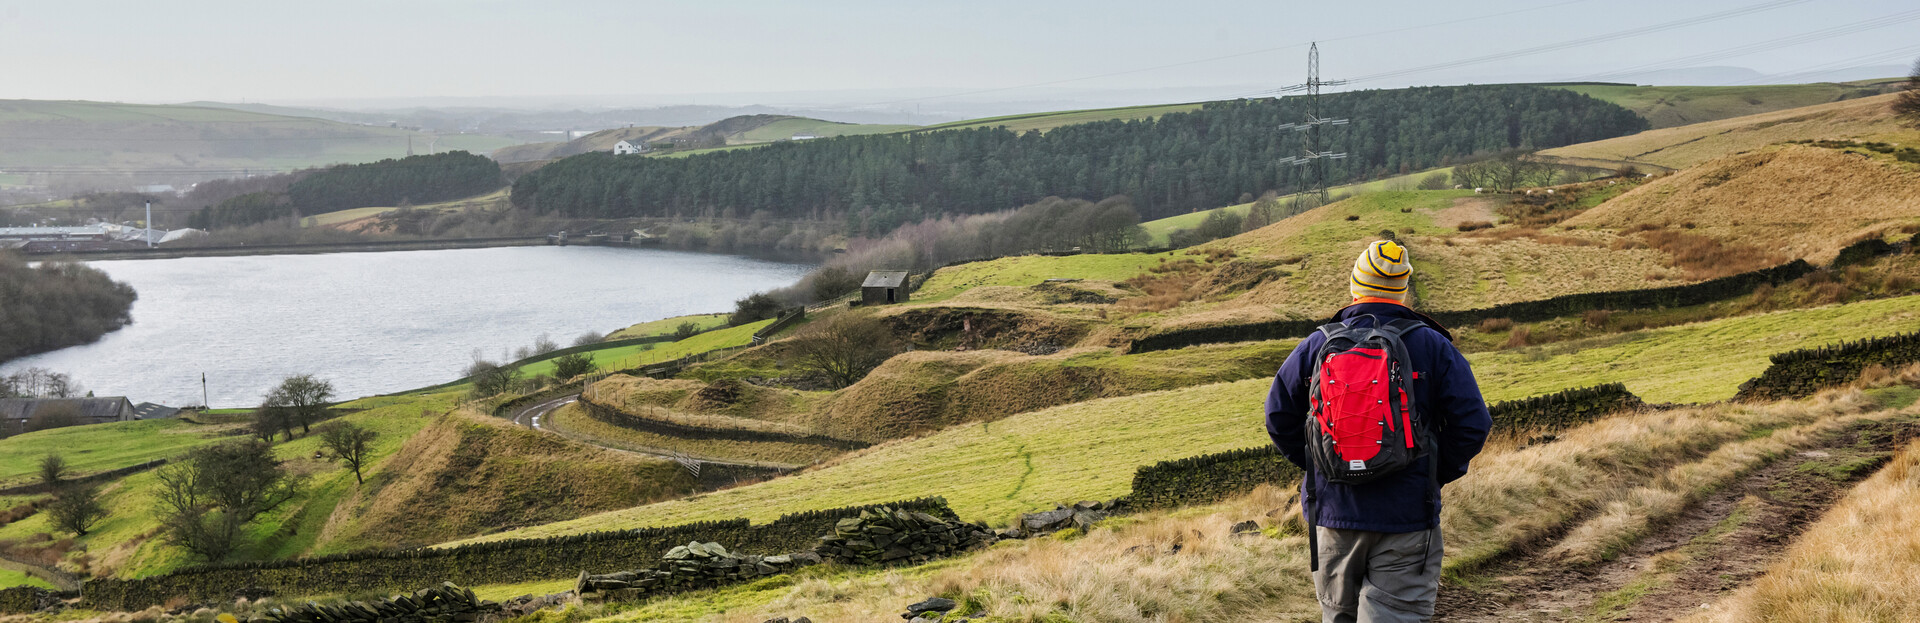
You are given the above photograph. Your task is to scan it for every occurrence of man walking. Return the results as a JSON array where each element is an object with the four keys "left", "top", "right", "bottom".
[{"left": 1265, "top": 240, "right": 1492, "bottom": 623}]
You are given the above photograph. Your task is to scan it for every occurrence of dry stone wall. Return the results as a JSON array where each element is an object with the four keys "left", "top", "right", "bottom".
[{"left": 1737, "top": 331, "right": 1920, "bottom": 401}]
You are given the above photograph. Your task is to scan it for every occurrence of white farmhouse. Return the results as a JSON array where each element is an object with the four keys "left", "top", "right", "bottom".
[{"left": 612, "top": 139, "right": 650, "bottom": 155}]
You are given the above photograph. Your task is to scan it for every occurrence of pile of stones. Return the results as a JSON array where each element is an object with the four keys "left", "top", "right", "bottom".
[
  {"left": 813, "top": 507, "right": 997, "bottom": 566},
  {"left": 998, "top": 499, "right": 1124, "bottom": 539},
  {"left": 258, "top": 583, "right": 499, "bottom": 623},
  {"left": 575, "top": 541, "right": 821, "bottom": 601}
]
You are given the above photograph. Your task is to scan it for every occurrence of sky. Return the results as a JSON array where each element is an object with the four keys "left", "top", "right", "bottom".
[{"left": 1, "top": 0, "right": 1916, "bottom": 109}]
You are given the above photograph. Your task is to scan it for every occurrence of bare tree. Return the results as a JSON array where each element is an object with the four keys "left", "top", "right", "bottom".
[
  {"left": 788, "top": 314, "right": 905, "bottom": 389},
  {"left": 154, "top": 440, "right": 303, "bottom": 561},
  {"left": 263, "top": 374, "right": 334, "bottom": 436},
  {"left": 1, "top": 368, "right": 82, "bottom": 399},
  {"left": 1897, "top": 58, "right": 1920, "bottom": 126},
  {"left": 318, "top": 421, "right": 378, "bottom": 485}
]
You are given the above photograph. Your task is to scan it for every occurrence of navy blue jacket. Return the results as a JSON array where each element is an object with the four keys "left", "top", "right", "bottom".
[{"left": 1265, "top": 302, "right": 1492, "bottom": 533}]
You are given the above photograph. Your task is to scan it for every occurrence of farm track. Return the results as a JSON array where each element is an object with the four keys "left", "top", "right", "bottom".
[
  {"left": 508, "top": 393, "right": 796, "bottom": 469},
  {"left": 1437, "top": 418, "right": 1917, "bottom": 622}
]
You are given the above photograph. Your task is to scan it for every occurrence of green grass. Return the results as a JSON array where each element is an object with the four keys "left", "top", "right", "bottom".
[
  {"left": 1469, "top": 294, "right": 1920, "bottom": 404},
  {"left": 913, "top": 254, "right": 1168, "bottom": 303},
  {"left": 0, "top": 568, "right": 53, "bottom": 589},
  {"left": 1555, "top": 80, "right": 1902, "bottom": 129},
  {"left": 0, "top": 392, "right": 462, "bottom": 578},
  {"left": 607, "top": 314, "right": 731, "bottom": 340},
  {"left": 514, "top": 319, "right": 775, "bottom": 379},
  {"left": 455, "top": 377, "right": 1279, "bottom": 543},
  {"left": 910, "top": 102, "right": 1206, "bottom": 135},
  {"left": 0, "top": 419, "right": 231, "bottom": 487}
]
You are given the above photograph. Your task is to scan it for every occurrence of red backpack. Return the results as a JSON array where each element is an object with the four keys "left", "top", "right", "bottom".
[{"left": 1303, "top": 316, "right": 1440, "bottom": 569}]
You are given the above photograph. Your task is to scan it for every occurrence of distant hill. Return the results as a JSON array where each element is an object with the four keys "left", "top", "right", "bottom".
[
  {"left": 0, "top": 100, "right": 527, "bottom": 191},
  {"left": 491, "top": 114, "right": 916, "bottom": 163},
  {"left": 1540, "top": 93, "right": 1917, "bottom": 171},
  {"left": 908, "top": 102, "right": 1205, "bottom": 135},
  {"left": 1554, "top": 79, "right": 1903, "bottom": 129}
]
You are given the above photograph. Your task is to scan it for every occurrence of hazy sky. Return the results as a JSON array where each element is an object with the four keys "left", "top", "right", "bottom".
[{"left": 2, "top": 0, "right": 1916, "bottom": 107}]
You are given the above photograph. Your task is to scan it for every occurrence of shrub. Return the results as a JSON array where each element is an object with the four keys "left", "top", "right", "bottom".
[
  {"left": 571, "top": 331, "right": 605, "bottom": 347},
  {"left": 1477, "top": 318, "right": 1513, "bottom": 333},
  {"left": 1417, "top": 172, "right": 1451, "bottom": 190},
  {"left": 1583, "top": 309, "right": 1611, "bottom": 329},
  {"left": 1457, "top": 221, "right": 1493, "bottom": 232},
  {"left": 552, "top": 352, "right": 596, "bottom": 380},
  {"left": 1503, "top": 326, "right": 1531, "bottom": 349},
  {"left": 1344, "top": 215, "right": 1360, "bottom": 221},
  {"left": 730, "top": 293, "right": 785, "bottom": 326},
  {"left": 673, "top": 321, "right": 700, "bottom": 341}
]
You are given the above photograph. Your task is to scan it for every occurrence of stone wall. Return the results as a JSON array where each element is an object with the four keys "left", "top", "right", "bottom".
[
  {"left": 1736, "top": 331, "right": 1920, "bottom": 401},
  {"left": 80, "top": 497, "right": 952, "bottom": 612}
]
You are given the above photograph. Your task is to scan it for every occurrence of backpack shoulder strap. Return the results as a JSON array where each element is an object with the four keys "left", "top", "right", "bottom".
[
  {"left": 1315, "top": 322, "right": 1350, "bottom": 341},
  {"left": 1374, "top": 318, "right": 1426, "bottom": 339}
]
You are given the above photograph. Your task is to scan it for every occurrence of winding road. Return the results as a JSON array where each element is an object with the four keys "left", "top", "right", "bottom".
[{"left": 507, "top": 393, "right": 794, "bottom": 469}]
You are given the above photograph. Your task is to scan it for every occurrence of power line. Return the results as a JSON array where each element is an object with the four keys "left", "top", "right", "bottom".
[
  {"left": 860, "top": 0, "right": 1596, "bottom": 108},
  {"left": 1722, "top": 44, "right": 1920, "bottom": 85},
  {"left": 1236, "top": 0, "right": 1813, "bottom": 97},
  {"left": 1573, "top": 8, "right": 1920, "bottom": 82}
]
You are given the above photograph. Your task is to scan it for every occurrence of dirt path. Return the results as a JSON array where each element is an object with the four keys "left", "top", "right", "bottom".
[
  {"left": 508, "top": 393, "right": 796, "bottom": 469},
  {"left": 1438, "top": 418, "right": 1916, "bottom": 623}
]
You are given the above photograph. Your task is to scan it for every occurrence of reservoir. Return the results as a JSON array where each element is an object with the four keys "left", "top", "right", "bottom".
[{"left": 0, "top": 246, "right": 813, "bottom": 407}]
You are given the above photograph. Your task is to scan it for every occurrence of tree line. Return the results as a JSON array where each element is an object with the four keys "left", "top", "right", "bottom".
[
  {"left": 511, "top": 85, "right": 1648, "bottom": 228},
  {"left": 0, "top": 253, "right": 138, "bottom": 365},
  {"left": 188, "top": 152, "right": 505, "bottom": 230}
]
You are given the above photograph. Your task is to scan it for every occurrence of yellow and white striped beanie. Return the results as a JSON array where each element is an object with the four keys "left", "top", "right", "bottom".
[{"left": 1350, "top": 240, "right": 1411, "bottom": 302}]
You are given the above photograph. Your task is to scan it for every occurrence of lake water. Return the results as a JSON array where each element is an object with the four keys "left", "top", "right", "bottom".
[{"left": 1, "top": 246, "right": 813, "bottom": 407}]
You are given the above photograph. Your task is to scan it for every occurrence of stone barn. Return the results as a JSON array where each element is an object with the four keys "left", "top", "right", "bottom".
[
  {"left": 0, "top": 397, "right": 136, "bottom": 434},
  {"left": 861, "top": 270, "right": 911, "bottom": 305}
]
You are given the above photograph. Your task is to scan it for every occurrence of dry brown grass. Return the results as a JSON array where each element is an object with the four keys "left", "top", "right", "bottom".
[
  {"left": 1565, "top": 144, "right": 1920, "bottom": 264},
  {"left": 698, "top": 484, "right": 1320, "bottom": 623},
  {"left": 1683, "top": 420, "right": 1920, "bottom": 620},
  {"left": 319, "top": 408, "right": 700, "bottom": 550},
  {"left": 1540, "top": 93, "right": 1920, "bottom": 170},
  {"left": 1117, "top": 259, "right": 1212, "bottom": 313},
  {"left": 1439, "top": 390, "right": 1886, "bottom": 574}
]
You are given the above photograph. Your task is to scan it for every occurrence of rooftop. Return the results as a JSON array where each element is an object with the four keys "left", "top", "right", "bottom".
[{"left": 862, "top": 270, "right": 909, "bottom": 289}]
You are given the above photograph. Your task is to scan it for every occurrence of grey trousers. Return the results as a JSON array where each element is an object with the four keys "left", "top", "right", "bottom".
[{"left": 1312, "top": 526, "right": 1442, "bottom": 623}]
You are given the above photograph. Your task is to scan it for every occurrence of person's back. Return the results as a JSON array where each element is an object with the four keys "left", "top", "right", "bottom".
[{"left": 1265, "top": 240, "right": 1491, "bottom": 623}]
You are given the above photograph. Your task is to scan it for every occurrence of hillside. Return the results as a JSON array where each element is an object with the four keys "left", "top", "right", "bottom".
[
  {"left": 1563, "top": 143, "right": 1920, "bottom": 264},
  {"left": 1540, "top": 92, "right": 1920, "bottom": 171},
  {"left": 490, "top": 115, "right": 916, "bottom": 163},
  {"left": 0, "top": 100, "right": 525, "bottom": 187},
  {"left": 1556, "top": 79, "right": 1902, "bottom": 129},
  {"left": 909, "top": 101, "right": 1205, "bottom": 134}
]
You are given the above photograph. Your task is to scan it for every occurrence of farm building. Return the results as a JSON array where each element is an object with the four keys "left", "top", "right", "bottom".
[
  {"left": 612, "top": 139, "right": 650, "bottom": 155},
  {"left": 0, "top": 396, "right": 137, "bottom": 434},
  {"left": 862, "top": 270, "right": 911, "bottom": 305}
]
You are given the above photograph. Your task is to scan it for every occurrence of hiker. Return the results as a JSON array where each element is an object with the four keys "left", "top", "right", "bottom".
[{"left": 1265, "top": 240, "right": 1491, "bottom": 623}]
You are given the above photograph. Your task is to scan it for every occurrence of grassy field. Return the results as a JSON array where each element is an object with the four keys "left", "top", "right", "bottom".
[
  {"left": 732, "top": 118, "right": 918, "bottom": 143},
  {"left": 0, "top": 391, "right": 463, "bottom": 578},
  {"left": 0, "top": 568, "right": 52, "bottom": 590},
  {"left": 0, "top": 100, "right": 526, "bottom": 175},
  {"left": 513, "top": 319, "right": 775, "bottom": 380},
  {"left": 1557, "top": 80, "right": 1902, "bottom": 129},
  {"left": 1471, "top": 293, "right": 1920, "bottom": 404},
  {"left": 0, "top": 419, "right": 232, "bottom": 487},
  {"left": 1540, "top": 93, "right": 1919, "bottom": 171},
  {"left": 912, "top": 253, "right": 1168, "bottom": 303},
  {"left": 1138, "top": 167, "right": 1457, "bottom": 245},
  {"left": 299, "top": 188, "right": 511, "bottom": 228},
  {"left": 607, "top": 314, "right": 731, "bottom": 340},
  {"left": 910, "top": 102, "right": 1206, "bottom": 135}
]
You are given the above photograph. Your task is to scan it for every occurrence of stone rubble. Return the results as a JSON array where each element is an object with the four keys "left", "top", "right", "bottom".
[
  {"left": 575, "top": 541, "right": 821, "bottom": 602},
  {"left": 814, "top": 507, "right": 997, "bottom": 566},
  {"left": 255, "top": 582, "right": 499, "bottom": 623}
]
